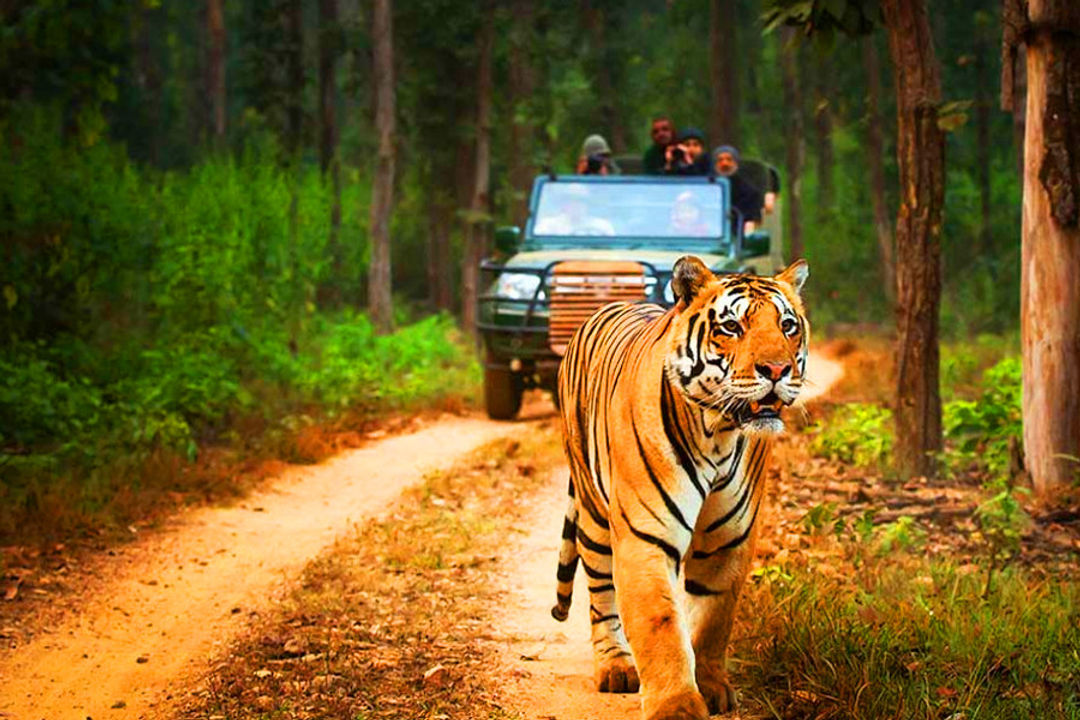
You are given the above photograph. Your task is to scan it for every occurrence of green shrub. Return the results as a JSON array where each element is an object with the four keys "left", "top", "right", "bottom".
[
  {"left": 942, "top": 356, "right": 1022, "bottom": 482},
  {"left": 810, "top": 403, "right": 893, "bottom": 469}
]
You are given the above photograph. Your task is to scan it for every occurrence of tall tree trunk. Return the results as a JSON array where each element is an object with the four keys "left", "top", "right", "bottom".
[
  {"left": 462, "top": 7, "right": 494, "bottom": 336},
  {"left": 427, "top": 183, "right": 454, "bottom": 313},
  {"left": 368, "top": 0, "right": 395, "bottom": 333},
  {"left": 319, "top": 0, "right": 342, "bottom": 285},
  {"left": 882, "top": 0, "right": 946, "bottom": 480},
  {"left": 508, "top": 0, "right": 536, "bottom": 228},
  {"left": 1004, "top": 0, "right": 1080, "bottom": 496},
  {"left": 974, "top": 22, "right": 992, "bottom": 258},
  {"left": 583, "top": 2, "right": 624, "bottom": 151},
  {"left": 285, "top": 0, "right": 303, "bottom": 159},
  {"left": 206, "top": 0, "right": 226, "bottom": 146},
  {"left": 813, "top": 54, "right": 835, "bottom": 221},
  {"left": 862, "top": 36, "right": 896, "bottom": 304},
  {"left": 709, "top": 0, "right": 739, "bottom": 147},
  {"left": 133, "top": 3, "right": 163, "bottom": 164},
  {"left": 779, "top": 27, "right": 804, "bottom": 260}
]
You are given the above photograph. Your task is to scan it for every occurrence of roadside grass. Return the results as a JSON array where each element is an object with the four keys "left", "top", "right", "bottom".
[
  {"left": 182, "top": 425, "right": 564, "bottom": 720},
  {"left": 0, "top": 313, "right": 481, "bottom": 549},
  {"left": 736, "top": 528, "right": 1080, "bottom": 719}
]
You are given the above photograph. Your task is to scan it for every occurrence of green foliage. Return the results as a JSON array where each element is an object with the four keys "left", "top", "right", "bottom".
[
  {"left": 810, "top": 403, "right": 893, "bottom": 468},
  {"left": 875, "top": 515, "right": 927, "bottom": 554},
  {"left": 942, "top": 357, "right": 1022, "bottom": 482}
]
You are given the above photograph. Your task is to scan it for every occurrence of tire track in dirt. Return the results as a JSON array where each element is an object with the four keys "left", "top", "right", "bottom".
[
  {"left": 496, "top": 352, "right": 843, "bottom": 720},
  {"left": 0, "top": 413, "right": 535, "bottom": 720}
]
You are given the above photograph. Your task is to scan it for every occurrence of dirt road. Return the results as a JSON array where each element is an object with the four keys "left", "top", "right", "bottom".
[
  {"left": 497, "top": 352, "right": 843, "bottom": 720},
  {"left": 0, "top": 414, "right": 533, "bottom": 720}
]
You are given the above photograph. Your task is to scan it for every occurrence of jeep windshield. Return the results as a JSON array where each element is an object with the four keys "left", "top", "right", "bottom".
[{"left": 529, "top": 178, "right": 730, "bottom": 248}]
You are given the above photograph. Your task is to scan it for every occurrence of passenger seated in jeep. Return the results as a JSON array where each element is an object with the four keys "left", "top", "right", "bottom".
[
  {"left": 713, "top": 145, "right": 763, "bottom": 235},
  {"left": 533, "top": 183, "right": 616, "bottom": 236},
  {"left": 668, "top": 190, "right": 713, "bottom": 237},
  {"left": 642, "top": 116, "right": 676, "bottom": 175},
  {"left": 664, "top": 127, "right": 711, "bottom": 176}
]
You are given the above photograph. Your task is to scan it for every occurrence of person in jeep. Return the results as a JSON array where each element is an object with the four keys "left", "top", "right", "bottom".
[
  {"left": 642, "top": 116, "right": 676, "bottom": 175},
  {"left": 713, "top": 144, "right": 764, "bottom": 234},
  {"left": 665, "top": 127, "right": 711, "bottom": 176}
]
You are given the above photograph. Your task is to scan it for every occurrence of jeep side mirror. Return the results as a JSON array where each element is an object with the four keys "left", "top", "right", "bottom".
[
  {"left": 494, "top": 226, "right": 522, "bottom": 255},
  {"left": 740, "top": 230, "right": 770, "bottom": 258}
]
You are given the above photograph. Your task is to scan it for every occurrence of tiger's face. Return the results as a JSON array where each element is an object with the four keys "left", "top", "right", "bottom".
[{"left": 665, "top": 256, "right": 809, "bottom": 434}]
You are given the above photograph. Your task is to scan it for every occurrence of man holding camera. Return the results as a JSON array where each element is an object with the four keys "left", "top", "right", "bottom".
[{"left": 575, "top": 134, "right": 620, "bottom": 175}]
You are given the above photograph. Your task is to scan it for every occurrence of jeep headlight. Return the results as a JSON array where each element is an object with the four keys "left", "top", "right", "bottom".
[{"left": 493, "top": 272, "right": 542, "bottom": 300}]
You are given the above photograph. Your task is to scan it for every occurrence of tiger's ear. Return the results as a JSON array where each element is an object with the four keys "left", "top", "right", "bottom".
[
  {"left": 672, "top": 255, "right": 716, "bottom": 306},
  {"left": 775, "top": 259, "right": 809, "bottom": 295}
]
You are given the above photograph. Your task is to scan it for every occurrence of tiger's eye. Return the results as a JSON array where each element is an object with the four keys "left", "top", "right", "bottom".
[
  {"left": 720, "top": 320, "right": 741, "bottom": 335},
  {"left": 782, "top": 318, "right": 798, "bottom": 334}
]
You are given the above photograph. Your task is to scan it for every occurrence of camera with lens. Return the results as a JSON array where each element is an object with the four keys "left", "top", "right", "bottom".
[{"left": 585, "top": 153, "right": 608, "bottom": 175}]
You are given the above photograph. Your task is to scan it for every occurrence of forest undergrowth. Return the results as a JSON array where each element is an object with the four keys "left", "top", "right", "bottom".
[
  {"left": 0, "top": 112, "right": 480, "bottom": 548},
  {"left": 734, "top": 338, "right": 1080, "bottom": 719}
]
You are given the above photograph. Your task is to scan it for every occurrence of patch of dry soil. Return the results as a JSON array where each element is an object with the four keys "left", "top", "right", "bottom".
[{"left": 0, "top": 413, "right": 535, "bottom": 720}]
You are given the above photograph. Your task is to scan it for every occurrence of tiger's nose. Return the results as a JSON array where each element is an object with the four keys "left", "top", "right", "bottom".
[{"left": 755, "top": 362, "right": 791, "bottom": 381}]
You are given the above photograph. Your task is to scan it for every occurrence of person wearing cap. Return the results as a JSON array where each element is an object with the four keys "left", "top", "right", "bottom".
[
  {"left": 575, "top": 134, "right": 620, "bottom": 175},
  {"left": 713, "top": 145, "right": 764, "bottom": 236},
  {"left": 664, "top": 127, "right": 711, "bottom": 176},
  {"left": 642, "top": 116, "right": 676, "bottom": 175}
]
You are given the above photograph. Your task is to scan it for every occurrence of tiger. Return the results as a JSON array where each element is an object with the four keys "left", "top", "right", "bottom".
[{"left": 551, "top": 255, "right": 809, "bottom": 720}]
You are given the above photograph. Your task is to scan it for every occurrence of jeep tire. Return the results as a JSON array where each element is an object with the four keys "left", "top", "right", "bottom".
[{"left": 484, "top": 365, "right": 524, "bottom": 420}]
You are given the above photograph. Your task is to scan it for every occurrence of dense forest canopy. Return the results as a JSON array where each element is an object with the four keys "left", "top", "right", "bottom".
[{"left": 1, "top": 0, "right": 1021, "bottom": 332}]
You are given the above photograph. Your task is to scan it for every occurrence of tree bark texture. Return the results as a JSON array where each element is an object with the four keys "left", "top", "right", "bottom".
[
  {"left": 1016, "top": 5, "right": 1080, "bottom": 495},
  {"left": 318, "top": 0, "right": 342, "bottom": 281},
  {"left": 583, "top": 2, "right": 624, "bottom": 151},
  {"left": 974, "top": 23, "right": 992, "bottom": 257},
  {"left": 881, "top": 0, "right": 945, "bottom": 479},
  {"left": 462, "top": 7, "right": 494, "bottom": 336},
  {"left": 709, "top": 0, "right": 739, "bottom": 147},
  {"left": 206, "top": 0, "right": 226, "bottom": 145},
  {"left": 779, "top": 27, "right": 804, "bottom": 261},
  {"left": 813, "top": 54, "right": 834, "bottom": 221},
  {"left": 368, "top": 0, "right": 396, "bottom": 333},
  {"left": 508, "top": 0, "right": 536, "bottom": 228},
  {"left": 285, "top": 0, "right": 304, "bottom": 158},
  {"left": 862, "top": 37, "right": 896, "bottom": 304}
]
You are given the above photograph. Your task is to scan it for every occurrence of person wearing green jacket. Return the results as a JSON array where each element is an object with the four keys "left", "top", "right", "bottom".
[{"left": 642, "top": 116, "right": 676, "bottom": 175}]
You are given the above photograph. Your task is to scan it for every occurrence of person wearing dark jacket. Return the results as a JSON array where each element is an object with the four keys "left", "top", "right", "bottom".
[
  {"left": 664, "top": 127, "right": 711, "bottom": 176},
  {"left": 642, "top": 116, "right": 676, "bottom": 175},
  {"left": 713, "top": 145, "right": 764, "bottom": 235}
]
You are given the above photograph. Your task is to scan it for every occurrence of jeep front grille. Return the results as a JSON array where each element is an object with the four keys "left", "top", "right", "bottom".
[{"left": 548, "top": 260, "right": 648, "bottom": 356}]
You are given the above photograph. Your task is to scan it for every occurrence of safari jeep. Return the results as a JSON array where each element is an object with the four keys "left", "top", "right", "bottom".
[{"left": 477, "top": 170, "right": 784, "bottom": 420}]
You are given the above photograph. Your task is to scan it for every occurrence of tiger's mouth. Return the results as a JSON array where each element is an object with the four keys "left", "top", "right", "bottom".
[{"left": 737, "top": 391, "right": 786, "bottom": 424}]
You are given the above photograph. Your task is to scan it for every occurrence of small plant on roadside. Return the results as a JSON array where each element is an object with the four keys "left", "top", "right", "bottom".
[
  {"left": 974, "top": 472, "right": 1031, "bottom": 597},
  {"left": 874, "top": 515, "right": 927, "bottom": 555},
  {"left": 810, "top": 403, "right": 893, "bottom": 469},
  {"left": 801, "top": 502, "right": 845, "bottom": 538}
]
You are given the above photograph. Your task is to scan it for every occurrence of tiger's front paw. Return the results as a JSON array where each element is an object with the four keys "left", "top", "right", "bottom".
[
  {"left": 595, "top": 654, "right": 639, "bottom": 693},
  {"left": 697, "top": 662, "right": 738, "bottom": 714},
  {"left": 645, "top": 690, "right": 709, "bottom": 720}
]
